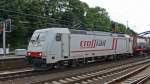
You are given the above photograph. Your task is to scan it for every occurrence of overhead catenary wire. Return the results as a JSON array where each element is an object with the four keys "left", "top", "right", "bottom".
[
  {"left": 0, "top": 8, "right": 79, "bottom": 30},
  {"left": 0, "top": 8, "right": 76, "bottom": 23}
]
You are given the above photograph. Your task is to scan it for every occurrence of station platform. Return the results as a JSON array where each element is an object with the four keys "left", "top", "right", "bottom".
[{"left": 0, "top": 55, "right": 25, "bottom": 60}]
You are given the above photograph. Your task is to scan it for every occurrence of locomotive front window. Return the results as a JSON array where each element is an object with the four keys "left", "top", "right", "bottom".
[
  {"left": 31, "top": 32, "right": 46, "bottom": 42},
  {"left": 39, "top": 32, "right": 46, "bottom": 41}
]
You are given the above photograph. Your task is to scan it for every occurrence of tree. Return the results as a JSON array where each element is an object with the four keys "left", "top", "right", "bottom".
[{"left": 0, "top": 0, "right": 137, "bottom": 49}]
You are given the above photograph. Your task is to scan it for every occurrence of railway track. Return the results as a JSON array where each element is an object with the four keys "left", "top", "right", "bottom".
[
  {"left": 145, "top": 77, "right": 150, "bottom": 84},
  {"left": 0, "top": 57, "right": 31, "bottom": 71},
  {"left": 0, "top": 56, "right": 149, "bottom": 84},
  {"left": 106, "top": 61, "right": 150, "bottom": 84},
  {"left": 0, "top": 68, "right": 34, "bottom": 81},
  {"left": 33, "top": 58, "right": 150, "bottom": 84}
]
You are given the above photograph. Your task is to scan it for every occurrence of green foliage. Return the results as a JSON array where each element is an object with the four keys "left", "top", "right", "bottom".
[
  {"left": 0, "top": 0, "right": 137, "bottom": 49},
  {"left": 114, "top": 22, "right": 137, "bottom": 35}
]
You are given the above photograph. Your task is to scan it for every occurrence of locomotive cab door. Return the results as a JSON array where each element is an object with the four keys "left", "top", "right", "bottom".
[{"left": 62, "top": 33, "right": 70, "bottom": 58}]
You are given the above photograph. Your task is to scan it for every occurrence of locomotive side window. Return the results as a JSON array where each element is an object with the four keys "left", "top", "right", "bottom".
[{"left": 56, "top": 33, "right": 62, "bottom": 41}]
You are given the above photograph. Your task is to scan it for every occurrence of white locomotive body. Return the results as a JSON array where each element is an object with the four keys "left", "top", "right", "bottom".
[{"left": 26, "top": 28, "right": 133, "bottom": 68}]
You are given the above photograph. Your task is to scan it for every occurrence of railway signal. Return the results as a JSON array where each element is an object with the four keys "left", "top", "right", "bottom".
[
  {"left": 5, "top": 19, "right": 11, "bottom": 32},
  {"left": 1, "top": 19, "right": 11, "bottom": 56}
]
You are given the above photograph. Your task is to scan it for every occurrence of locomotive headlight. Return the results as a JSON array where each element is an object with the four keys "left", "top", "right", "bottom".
[
  {"left": 27, "top": 52, "right": 31, "bottom": 56},
  {"left": 39, "top": 52, "right": 42, "bottom": 56}
]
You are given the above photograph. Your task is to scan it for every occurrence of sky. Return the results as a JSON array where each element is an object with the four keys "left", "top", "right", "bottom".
[{"left": 80, "top": 0, "right": 150, "bottom": 33}]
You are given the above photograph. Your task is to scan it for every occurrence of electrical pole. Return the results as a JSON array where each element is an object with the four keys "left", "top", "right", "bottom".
[
  {"left": 126, "top": 20, "right": 129, "bottom": 33},
  {"left": 3, "top": 21, "right": 6, "bottom": 57},
  {"left": 127, "top": 21, "right": 129, "bottom": 28}
]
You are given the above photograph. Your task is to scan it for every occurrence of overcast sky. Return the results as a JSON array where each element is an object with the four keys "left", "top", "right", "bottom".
[{"left": 80, "top": 0, "right": 150, "bottom": 33}]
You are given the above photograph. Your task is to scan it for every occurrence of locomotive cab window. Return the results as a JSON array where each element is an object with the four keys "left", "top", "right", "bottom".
[
  {"left": 31, "top": 32, "right": 46, "bottom": 42},
  {"left": 56, "top": 33, "right": 62, "bottom": 41}
]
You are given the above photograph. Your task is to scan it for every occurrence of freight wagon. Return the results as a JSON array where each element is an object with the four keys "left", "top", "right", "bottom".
[{"left": 132, "top": 36, "right": 148, "bottom": 54}]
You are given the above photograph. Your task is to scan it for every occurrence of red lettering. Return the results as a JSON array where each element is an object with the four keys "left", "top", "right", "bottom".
[
  {"left": 80, "top": 41, "right": 84, "bottom": 48},
  {"left": 84, "top": 41, "right": 87, "bottom": 47},
  {"left": 91, "top": 40, "right": 96, "bottom": 48},
  {"left": 80, "top": 40, "right": 96, "bottom": 48},
  {"left": 87, "top": 41, "right": 91, "bottom": 48}
]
